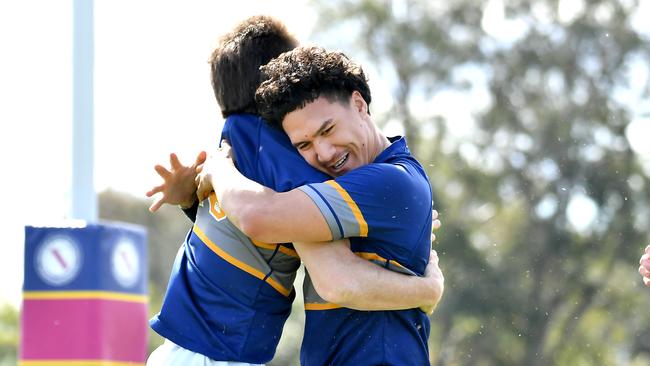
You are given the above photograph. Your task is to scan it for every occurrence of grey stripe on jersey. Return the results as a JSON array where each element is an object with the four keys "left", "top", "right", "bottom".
[
  {"left": 302, "top": 270, "right": 327, "bottom": 305},
  {"left": 298, "top": 183, "right": 360, "bottom": 240},
  {"left": 195, "top": 198, "right": 300, "bottom": 295}
]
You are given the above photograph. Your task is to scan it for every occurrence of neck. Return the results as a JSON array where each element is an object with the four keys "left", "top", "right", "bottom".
[{"left": 367, "top": 125, "right": 391, "bottom": 162}]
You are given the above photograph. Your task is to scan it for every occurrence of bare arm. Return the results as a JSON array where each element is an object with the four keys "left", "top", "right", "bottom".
[
  {"left": 297, "top": 240, "right": 444, "bottom": 313},
  {"left": 196, "top": 143, "right": 332, "bottom": 243}
]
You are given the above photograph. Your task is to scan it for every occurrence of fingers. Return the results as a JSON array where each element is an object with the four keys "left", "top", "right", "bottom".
[
  {"left": 154, "top": 164, "right": 172, "bottom": 179},
  {"left": 639, "top": 250, "right": 650, "bottom": 287},
  {"left": 430, "top": 249, "right": 439, "bottom": 263},
  {"left": 146, "top": 184, "right": 164, "bottom": 198},
  {"left": 168, "top": 151, "right": 207, "bottom": 170},
  {"left": 637, "top": 245, "right": 649, "bottom": 289},
  {"left": 640, "top": 252, "right": 650, "bottom": 271},
  {"left": 169, "top": 153, "right": 182, "bottom": 170},
  {"left": 640, "top": 265, "right": 650, "bottom": 278},
  {"left": 195, "top": 176, "right": 211, "bottom": 202},
  {"left": 194, "top": 151, "right": 207, "bottom": 167},
  {"left": 148, "top": 198, "right": 165, "bottom": 213},
  {"left": 431, "top": 209, "right": 441, "bottom": 245},
  {"left": 425, "top": 250, "right": 439, "bottom": 273}
]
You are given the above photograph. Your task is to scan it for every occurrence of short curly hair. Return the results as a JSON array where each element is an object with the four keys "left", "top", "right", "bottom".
[
  {"left": 209, "top": 16, "right": 297, "bottom": 118},
  {"left": 255, "top": 46, "right": 371, "bottom": 128}
]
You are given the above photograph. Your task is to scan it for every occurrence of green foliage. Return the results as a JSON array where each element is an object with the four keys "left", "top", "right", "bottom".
[
  {"left": 310, "top": 0, "right": 650, "bottom": 364},
  {"left": 0, "top": 305, "right": 18, "bottom": 366},
  {"left": 98, "top": 189, "right": 192, "bottom": 355}
]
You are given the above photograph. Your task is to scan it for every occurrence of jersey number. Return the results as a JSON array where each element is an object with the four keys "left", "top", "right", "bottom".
[{"left": 208, "top": 192, "right": 227, "bottom": 221}]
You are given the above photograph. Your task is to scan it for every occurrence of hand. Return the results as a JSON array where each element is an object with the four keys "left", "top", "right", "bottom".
[
  {"left": 195, "top": 141, "right": 235, "bottom": 203},
  {"left": 419, "top": 249, "right": 444, "bottom": 315},
  {"left": 146, "top": 151, "right": 206, "bottom": 212},
  {"left": 640, "top": 245, "right": 650, "bottom": 287},
  {"left": 431, "top": 209, "right": 441, "bottom": 245}
]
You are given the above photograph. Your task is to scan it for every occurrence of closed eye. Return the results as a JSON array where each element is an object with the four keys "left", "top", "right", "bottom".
[
  {"left": 296, "top": 141, "right": 311, "bottom": 151},
  {"left": 322, "top": 125, "right": 334, "bottom": 135}
]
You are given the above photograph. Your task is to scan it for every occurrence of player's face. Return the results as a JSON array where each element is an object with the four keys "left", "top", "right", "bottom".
[{"left": 283, "top": 92, "right": 373, "bottom": 177}]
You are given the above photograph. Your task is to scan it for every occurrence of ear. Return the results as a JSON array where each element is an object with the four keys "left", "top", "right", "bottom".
[{"left": 351, "top": 90, "right": 368, "bottom": 115}]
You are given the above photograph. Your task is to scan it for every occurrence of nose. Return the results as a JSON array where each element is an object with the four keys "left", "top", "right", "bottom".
[{"left": 314, "top": 140, "right": 336, "bottom": 164}]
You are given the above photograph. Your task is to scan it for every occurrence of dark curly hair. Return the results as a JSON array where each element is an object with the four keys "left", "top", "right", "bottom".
[
  {"left": 209, "top": 16, "right": 298, "bottom": 118},
  {"left": 255, "top": 46, "right": 371, "bottom": 128}
]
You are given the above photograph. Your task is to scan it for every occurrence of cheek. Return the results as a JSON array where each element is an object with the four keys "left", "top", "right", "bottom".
[{"left": 298, "top": 150, "right": 315, "bottom": 164}]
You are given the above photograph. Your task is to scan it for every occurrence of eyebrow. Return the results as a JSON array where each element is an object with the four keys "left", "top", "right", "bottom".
[{"left": 292, "top": 118, "right": 333, "bottom": 149}]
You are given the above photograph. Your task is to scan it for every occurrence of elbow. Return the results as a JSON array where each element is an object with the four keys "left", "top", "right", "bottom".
[
  {"left": 313, "top": 276, "right": 355, "bottom": 305},
  {"left": 233, "top": 204, "right": 276, "bottom": 242},
  {"left": 234, "top": 207, "right": 264, "bottom": 239},
  {"left": 316, "top": 285, "right": 347, "bottom": 305}
]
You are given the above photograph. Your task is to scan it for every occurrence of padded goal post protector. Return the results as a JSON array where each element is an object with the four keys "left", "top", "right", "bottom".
[{"left": 21, "top": 221, "right": 148, "bottom": 365}]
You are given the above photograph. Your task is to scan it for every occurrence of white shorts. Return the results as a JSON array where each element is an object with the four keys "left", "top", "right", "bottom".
[{"left": 147, "top": 339, "right": 265, "bottom": 366}]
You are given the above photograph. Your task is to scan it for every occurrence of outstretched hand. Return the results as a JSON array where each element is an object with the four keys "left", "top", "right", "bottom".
[{"left": 146, "top": 151, "right": 207, "bottom": 212}]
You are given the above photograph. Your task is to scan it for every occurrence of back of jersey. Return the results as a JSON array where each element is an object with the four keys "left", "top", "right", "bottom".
[{"left": 150, "top": 114, "right": 329, "bottom": 363}]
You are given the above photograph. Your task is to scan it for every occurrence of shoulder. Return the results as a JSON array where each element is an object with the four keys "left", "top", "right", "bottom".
[
  {"left": 339, "top": 161, "right": 427, "bottom": 191},
  {"left": 222, "top": 115, "right": 263, "bottom": 156},
  {"left": 223, "top": 114, "right": 263, "bottom": 139}
]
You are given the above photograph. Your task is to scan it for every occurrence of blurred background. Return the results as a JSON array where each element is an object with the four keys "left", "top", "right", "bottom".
[{"left": 2, "top": 0, "right": 650, "bottom": 365}]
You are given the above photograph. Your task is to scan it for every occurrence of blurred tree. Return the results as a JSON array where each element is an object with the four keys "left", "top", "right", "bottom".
[
  {"left": 0, "top": 305, "right": 18, "bottom": 366},
  {"left": 99, "top": 189, "right": 191, "bottom": 354},
  {"left": 310, "top": 0, "right": 650, "bottom": 364},
  {"left": 99, "top": 189, "right": 190, "bottom": 291}
]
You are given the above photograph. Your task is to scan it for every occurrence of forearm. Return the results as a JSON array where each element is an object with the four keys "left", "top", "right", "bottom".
[
  {"left": 334, "top": 258, "right": 441, "bottom": 311},
  {"left": 206, "top": 159, "right": 331, "bottom": 243},
  {"left": 200, "top": 156, "right": 270, "bottom": 231},
  {"left": 211, "top": 164, "right": 273, "bottom": 229},
  {"left": 296, "top": 240, "right": 442, "bottom": 311}
]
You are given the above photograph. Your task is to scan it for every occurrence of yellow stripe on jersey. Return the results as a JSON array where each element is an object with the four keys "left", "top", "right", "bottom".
[
  {"left": 355, "top": 252, "right": 407, "bottom": 270},
  {"left": 22, "top": 291, "right": 147, "bottom": 303},
  {"left": 20, "top": 361, "right": 144, "bottom": 366},
  {"left": 324, "top": 180, "right": 368, "bottom": 237},
  {"left": 193, "top": 225, "right": 292, "bottom": 296},
  {"left": 251, "top": 239, "right": 299, "bottom": 258},
  {"left": 304, "top": 302, "right": 342, "bottom": 311}
]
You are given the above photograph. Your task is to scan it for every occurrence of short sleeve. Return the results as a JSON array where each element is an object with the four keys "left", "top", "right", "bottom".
[{"left": 297, "top": 163, "right": 431, "bottom": 241}]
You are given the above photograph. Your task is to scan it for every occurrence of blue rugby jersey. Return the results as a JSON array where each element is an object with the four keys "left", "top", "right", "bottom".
[
  {"left": 297, "top": 137, "right": 433, "bottom": 366},
  {"left": 149, "top": 114, "right": 329, "bottom": 363}
]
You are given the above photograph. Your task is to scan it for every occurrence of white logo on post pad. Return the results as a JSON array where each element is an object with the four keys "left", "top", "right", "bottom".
[
  {"left": 35, "top": 235, "right": 83, "bottom": 286},
  {"left": 111, "top": 238, "right": 140, "bottom": 288}
]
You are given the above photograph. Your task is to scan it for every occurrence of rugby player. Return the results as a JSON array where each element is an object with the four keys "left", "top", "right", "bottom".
[{"left": 196, "top": 46, "right": 441, "bottom": 365}]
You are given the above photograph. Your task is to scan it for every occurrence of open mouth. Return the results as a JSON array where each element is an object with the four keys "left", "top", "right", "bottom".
[{"left": 332, "top": 152, "right": 349, "bottom": 170}]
